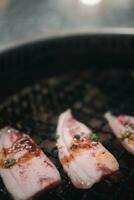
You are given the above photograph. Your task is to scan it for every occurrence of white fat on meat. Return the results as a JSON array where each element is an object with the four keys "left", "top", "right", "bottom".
[
  {"left": 105, "top": 112, "right": 134, "bottom": 154},
  {"left": 0, "top": 127, "right": 61, "bottom": 200},
  {"left": 57, "top": 109, "right": 119, "bottom": 189}
]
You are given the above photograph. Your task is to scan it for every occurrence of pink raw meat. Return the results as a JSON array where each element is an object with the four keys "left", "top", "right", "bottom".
[
  {"left": 105, "top": 112, "right": 134, "bottom": 154},
  {"left": 0, "top": 127, "right": 61, "bottom": 200},
  {"left": 56, "top": 110, "right": 119, "bottom": 189}
]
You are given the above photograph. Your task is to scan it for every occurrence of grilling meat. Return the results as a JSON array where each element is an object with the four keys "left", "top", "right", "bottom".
[
  {"left": 105, "top": 112, "right": 134, "bottom": 154},
  {"left": 56, "top": 109, "right": 119, "bottom": 189},
  {"left": 0, "top": 127, "right": 61, "bottom": 200}
]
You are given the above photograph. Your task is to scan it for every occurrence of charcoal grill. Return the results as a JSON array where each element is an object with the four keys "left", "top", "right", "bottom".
[{"left": 0, "top": 34, "right": 134, "bottom": 200}]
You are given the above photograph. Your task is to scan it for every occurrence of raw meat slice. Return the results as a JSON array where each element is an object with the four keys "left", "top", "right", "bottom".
[
  {"left": 105, "top": 112, "right": 134, "bottom": 154},
  {"left": 0, "top": 127, "right": 61, "bottom": 200},
  {"left": 56, "top": 110, "right": 119, "bottom": 189}
]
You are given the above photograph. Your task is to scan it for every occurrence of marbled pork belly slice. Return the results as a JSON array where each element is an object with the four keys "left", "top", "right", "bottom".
[
  {"left": 0, "top": 127, "right": 61, "bottom": 200},
  {"left": 57, "top": 110, "right": 119, "bottom": 189},
  {"left": 105, "top": 112, "right": 134, "bottom": 154}
]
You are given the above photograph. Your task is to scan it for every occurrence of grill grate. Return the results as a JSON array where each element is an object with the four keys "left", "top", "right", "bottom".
[{"left": 0, "top": 69, "right": 134, "bottom": 200}]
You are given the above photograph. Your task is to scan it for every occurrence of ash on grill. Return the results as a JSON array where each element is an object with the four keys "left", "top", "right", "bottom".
[{"left": 0, "top": 69, "right": 134, "bottom": 200}]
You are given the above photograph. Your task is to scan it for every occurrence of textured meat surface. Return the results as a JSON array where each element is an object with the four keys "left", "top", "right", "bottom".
[
  {"left": 0, "top": 127, "right": 61, "bottom": 200},
  {"left": 105, "top": 112, "right": 134, "bottom": 154},
  {"left": 56, "top": 110, "right": 119, "bottom": 189}
]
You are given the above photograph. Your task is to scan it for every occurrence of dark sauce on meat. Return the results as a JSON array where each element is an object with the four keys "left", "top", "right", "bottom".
[{"left": 1, "top": 135, "right": 41, "bottom": 168}]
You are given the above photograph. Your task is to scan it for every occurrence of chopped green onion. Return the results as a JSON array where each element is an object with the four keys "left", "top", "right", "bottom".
[
  {"left": 74, "top": 134, "right": 80, "bottom": 140},
  {"left": 71, "top": 144, "right": 78, "bottom": 150},
  {"left": 3, "top": 158, "right": 16, "bottom": 168},
  {"left": 120, "top": 133, "right": 131, "bottom": 141},
  {"left": 129, "top": 124, "right": 134, "bottom": 129},
  {"left": 89, "top": 132, "right": 99, "bottom": 142}
]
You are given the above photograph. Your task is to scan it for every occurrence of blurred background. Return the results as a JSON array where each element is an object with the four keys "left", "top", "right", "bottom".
[{"left": 0, "top": 0, "right": 134, "bottom": 51}]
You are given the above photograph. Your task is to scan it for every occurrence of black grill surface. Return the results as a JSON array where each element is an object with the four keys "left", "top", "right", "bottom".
[{"left": 0, "top": 69, "right": 134, "bottom": 200}]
